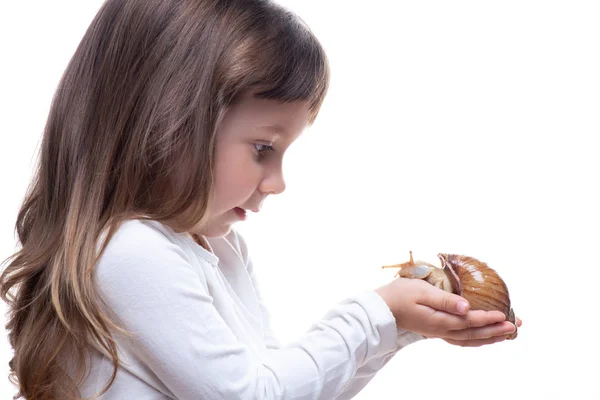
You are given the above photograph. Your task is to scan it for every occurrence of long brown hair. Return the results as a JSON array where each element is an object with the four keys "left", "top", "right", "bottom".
[{"left": 0, "top": 0, "right": 329, "bottom": 398}]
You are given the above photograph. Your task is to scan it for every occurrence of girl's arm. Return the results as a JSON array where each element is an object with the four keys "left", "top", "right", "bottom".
[
  {"left": 237, "top": 232, "right": 424, "bottom": 400},
  {"left": 248, "top": 264, "right": 423, "bottom": 399}
]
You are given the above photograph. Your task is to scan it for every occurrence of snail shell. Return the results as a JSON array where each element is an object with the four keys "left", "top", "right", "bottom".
[{"left": 438, "top": 254, "right": 517, "bottom": 339}]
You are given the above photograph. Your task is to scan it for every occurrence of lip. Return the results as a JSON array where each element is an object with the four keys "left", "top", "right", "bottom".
[{"left": 233, "top": 207, "right": 247, "bottom": 220}]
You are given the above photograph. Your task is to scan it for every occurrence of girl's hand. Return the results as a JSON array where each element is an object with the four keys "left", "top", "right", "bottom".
[
  {"left": 375, "top": 278, "right": 520, "bottom": 347},
  {"left": 442, "top": 316, "right": 522, "bottom": 347}
]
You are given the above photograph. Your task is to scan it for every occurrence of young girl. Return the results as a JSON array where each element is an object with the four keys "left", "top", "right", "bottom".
[{"left": 0, "top": 0, "right": 520, "bottom": 399}]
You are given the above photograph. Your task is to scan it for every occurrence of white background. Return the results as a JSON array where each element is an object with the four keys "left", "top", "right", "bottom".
[{"left": 1, "top": 1, "right": 599, "bottom": 399}]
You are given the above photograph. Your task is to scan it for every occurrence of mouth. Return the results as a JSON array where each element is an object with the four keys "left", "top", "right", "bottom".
[{"left": 234, "top": 207, "right": 247, "bottom": 220}]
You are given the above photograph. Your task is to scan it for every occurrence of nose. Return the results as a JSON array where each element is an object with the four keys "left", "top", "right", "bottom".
[{"left": 259, "top": 164, "right": 286, "bottom": 195}]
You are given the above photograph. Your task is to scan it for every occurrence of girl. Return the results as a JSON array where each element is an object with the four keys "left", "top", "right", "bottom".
[{"left": 0, "top": 0, "right": 520, "bottom": 399}]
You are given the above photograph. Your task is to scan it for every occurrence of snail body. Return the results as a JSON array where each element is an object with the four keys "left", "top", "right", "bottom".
[{"left": 382, "top": 251, "right": 517, "bottom": 339}]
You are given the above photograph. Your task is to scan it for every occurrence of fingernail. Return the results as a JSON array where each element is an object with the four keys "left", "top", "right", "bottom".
[
  {"left": 457, "top": 300, "right": 469, "bottom": 314},
  {"left": 502, "top": 322, "right": 517, "bottom": 335}
]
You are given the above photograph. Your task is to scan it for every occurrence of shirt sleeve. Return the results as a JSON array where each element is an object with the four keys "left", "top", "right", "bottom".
[
  {"left": 95, "top": 227, "right": 420, "bottom": 400},
  {"left": 236, "top": 231, "right": 426, "bottom": 400}
]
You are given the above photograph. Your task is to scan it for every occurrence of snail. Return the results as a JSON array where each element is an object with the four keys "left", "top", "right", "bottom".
[{"left": 382, "top": 251, "right": 517, "bottom": 339}]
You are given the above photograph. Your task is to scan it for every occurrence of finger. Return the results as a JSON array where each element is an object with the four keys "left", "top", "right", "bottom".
[
  {"left": 460, "top": 310, "right": 508, "bottom": 329},
  {"left": 417, "top": 284, "right": 470, "bottom": 315},
  {"left": 444, "top": 335, "right": 506, "bottom": 348},
  {"left": 516, "top": 317, "right": 523, "bottom": 327},
  {"left": 445, "top": 321, "right": 516, "bottom": 341},
  {"left": 425, "top": 308, "right": 507, "bottom": 333}
]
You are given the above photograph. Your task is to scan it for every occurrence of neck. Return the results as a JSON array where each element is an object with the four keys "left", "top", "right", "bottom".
[{"left": 191, "top": 233, "right": 213, "bottom": 253}]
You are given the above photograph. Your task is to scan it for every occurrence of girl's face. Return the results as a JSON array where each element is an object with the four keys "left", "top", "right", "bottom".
[{"left": 194, "top": 94, "right": 311, "bottom": 238}]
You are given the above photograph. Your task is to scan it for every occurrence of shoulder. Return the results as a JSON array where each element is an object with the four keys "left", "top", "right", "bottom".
[
  {"left": 95, "top": 219, "right": 194, "bottom": 287},
  {"left": 98, "top": 219, "right": 186, "bottom": 259}
]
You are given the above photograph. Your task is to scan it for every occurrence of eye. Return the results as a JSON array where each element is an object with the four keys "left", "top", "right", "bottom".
[{"left": 254, "top": 143, "right": 275, "bottom": 155}]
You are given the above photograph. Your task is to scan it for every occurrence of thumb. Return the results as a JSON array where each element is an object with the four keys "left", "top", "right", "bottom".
[{"left": 422, "top": 285, "right": 470, "bottom": 315}]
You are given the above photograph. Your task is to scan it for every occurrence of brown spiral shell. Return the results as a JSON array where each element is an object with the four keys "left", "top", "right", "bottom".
[{"left": 438, "top": 254, "right": 517, "bottom": 339}]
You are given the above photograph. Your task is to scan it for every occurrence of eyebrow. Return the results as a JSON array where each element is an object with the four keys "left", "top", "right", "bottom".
[{"left": 257, "top": 124, "right": 288, "bottom": 136}]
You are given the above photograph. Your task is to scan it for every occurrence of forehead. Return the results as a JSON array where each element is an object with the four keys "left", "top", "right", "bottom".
[{"left": 218, "top": 94, "right": 311, "bottom": 140}]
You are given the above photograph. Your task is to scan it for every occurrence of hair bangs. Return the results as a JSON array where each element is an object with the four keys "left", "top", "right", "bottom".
[{"left": 250, "top": 15, "right": 330, "bottom": 123}]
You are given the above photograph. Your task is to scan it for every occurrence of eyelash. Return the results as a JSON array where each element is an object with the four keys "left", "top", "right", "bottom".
[{"left": 254, "top": 144, "right": 275, "bottom": 156}]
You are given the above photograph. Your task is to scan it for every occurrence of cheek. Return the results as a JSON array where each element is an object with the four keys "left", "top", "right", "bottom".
[{"left": 213, "top": 148, "right": 260, "bottom": 206}]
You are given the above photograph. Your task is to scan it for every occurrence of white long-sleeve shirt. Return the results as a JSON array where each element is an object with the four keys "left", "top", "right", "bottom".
[{"left": 76, "top": 219, "right": 424, "bottom": 399}]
